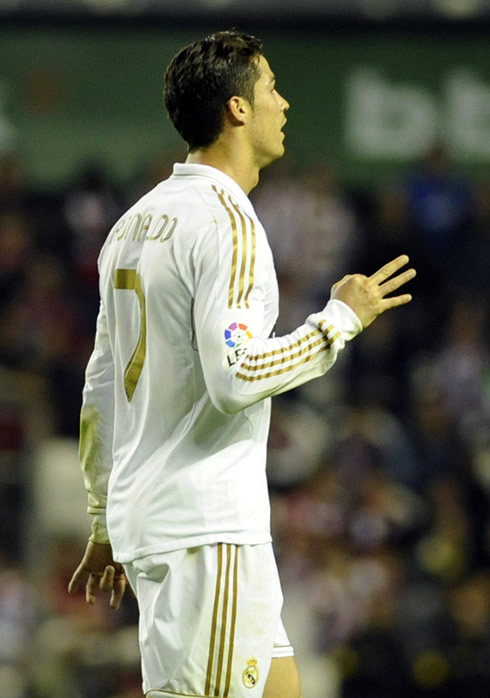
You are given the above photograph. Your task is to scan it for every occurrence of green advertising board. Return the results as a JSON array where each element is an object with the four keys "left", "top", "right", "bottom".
[{"left": 1, "top": 26, "right": 490, "bottom": 187}]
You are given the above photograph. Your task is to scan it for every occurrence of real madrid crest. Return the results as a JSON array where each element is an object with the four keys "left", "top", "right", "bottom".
[{"left": 242, "top": 657, "right": 259, "bottom": 689}]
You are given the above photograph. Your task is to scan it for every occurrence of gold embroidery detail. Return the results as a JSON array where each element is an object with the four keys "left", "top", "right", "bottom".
[{"left": 242, "top": 658, "right": 259, "bottom": 689}]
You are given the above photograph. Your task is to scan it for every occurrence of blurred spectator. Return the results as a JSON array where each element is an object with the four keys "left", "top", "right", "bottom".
[
  {"left": 334, "top": 401, "right": 421, "bottom": 491},
  {"left": 126, "top": 149, "right": 182, "bottom": 205},
  {"left": 0, "top": 152, "right": 28, "bottom": 213},
  {"left": 0, "top": 554, "right": 36, "bottom": 698},
  {"left": 434, "top": 298, "right": 489, "bottom": 424},
  {"left": 63, "top": 162, "right": 123, "bottom": 323},
  {"left": 454, "top": 180, "right": 490, "bottom": 302},
  {"left": 1, "top": 254, "right": 90, "bottom": 435},
  {"left": 253, "top": 161, "right": 359, "bottom": 308},
  {"left": 415, "top": 477, "right": 471, "bottom": 584},
  {"left": 0, "top": 211, "right": 33, "bottom": 313},
  {"left": 402, "top": 143, "right": 475, "bottom": 306}
]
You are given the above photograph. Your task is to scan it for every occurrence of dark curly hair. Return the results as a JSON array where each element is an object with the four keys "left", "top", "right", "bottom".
[{"left": 164, "top": 31, "right": 263, "bottom": 151}]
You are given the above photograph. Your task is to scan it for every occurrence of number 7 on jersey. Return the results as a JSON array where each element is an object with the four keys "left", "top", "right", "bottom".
[{"left": 114, "top": 268, "right": 147, "bottom": 401}]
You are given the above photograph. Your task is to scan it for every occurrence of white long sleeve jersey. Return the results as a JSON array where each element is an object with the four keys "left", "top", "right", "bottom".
[{"left": 80, "top": 163, "right": 362, "bottom": 563}]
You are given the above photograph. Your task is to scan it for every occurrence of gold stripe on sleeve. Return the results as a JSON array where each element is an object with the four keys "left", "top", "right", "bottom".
[
  {"left": 241, "top": 320, "right": 338, "bottom": 366},
  {"left": 230, "top": 200, "right": 248, "bottom": 308},
  {"left": 318, "top": 319, "right": 341, "bottom": 344},
  {"left": 319, "top": 321, "right": 334, "bottom": 336},
  {"left": 223, "top": 547, "right": 239, "bottom": 697},
  {"left": 237, "top": 342, "right": 329, "bottom": 382},
  {"left": 205, "top": 544, "right": 223, "bottom": 696},
  {"left": 244, "top": 328, "right": 321, "bottom": 363},
  {"left": 212, "top": 186, "right": 239, "bottom": 308},
  {"left": 240, "top": 334, "right": 328, "bottom": 372},
  {"left": 243, "top": 217, "right": 256, "bottom": 310},
  {"left": 235, "top": 317, "right": 342, "bottom": 383},
  {"left": 229, "top": 199, "right": 256, "bottom": 310}
]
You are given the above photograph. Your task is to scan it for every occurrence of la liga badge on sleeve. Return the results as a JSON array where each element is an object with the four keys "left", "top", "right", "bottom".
[{"left": 224, "top": 322, "right": 252, "bottom": 348}]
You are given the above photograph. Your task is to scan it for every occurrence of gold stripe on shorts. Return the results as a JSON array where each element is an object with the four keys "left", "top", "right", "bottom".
[
  {"left": 223, "top": 547, "right": 239, "bottom": 697},
  {"left": 205, "top": 544, "right": 239, "bottom": 697},
  {"left": 205, "top": 544, "right": 223, "bottom": 695}
]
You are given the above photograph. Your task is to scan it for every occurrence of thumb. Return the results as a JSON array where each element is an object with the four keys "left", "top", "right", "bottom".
[{"left": 68, "top": 563, "right": 85, "bottom": 595}]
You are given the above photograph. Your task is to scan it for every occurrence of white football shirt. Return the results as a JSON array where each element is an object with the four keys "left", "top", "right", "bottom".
[{"left": 79, "top": 163, "right": 362, "bottom": 563}]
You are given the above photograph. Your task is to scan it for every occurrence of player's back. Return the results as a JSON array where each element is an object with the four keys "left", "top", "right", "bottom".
[
  {"left": 99, "top": 177, "right": 201, "bottom": 448},
  {"left": 97, "top": 166, "right": 272, "bottom": 561}
]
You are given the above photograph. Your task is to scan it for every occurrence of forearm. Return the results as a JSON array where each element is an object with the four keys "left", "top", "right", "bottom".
[
  {"left": 79, "top": 305, "right": 115, "bottom": 543},
  {"left": 206, "top": 299, "right": 362, "bottom": 414},
  {"left": 80, "top": 399, "right": 113, "bottom": 544}
]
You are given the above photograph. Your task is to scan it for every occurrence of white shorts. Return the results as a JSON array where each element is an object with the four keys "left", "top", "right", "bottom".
[{"left": 124, "top": 543, "right": 293, "bottom": 697}]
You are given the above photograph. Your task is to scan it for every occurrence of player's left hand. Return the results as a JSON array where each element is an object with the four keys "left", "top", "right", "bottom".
[
  {"left": 68, "top": 541, "right": 127, "bottom": 609},
  {"left": 330, "top": 254, "right": 416, "bottom": 329}
]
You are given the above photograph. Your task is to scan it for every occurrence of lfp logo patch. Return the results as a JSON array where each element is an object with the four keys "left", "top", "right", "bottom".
[{"left": 224, "top": 322, "right": 252, "bottom": 348}]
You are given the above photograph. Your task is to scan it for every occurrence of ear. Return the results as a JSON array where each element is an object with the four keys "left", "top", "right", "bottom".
[{"left": 226, "top": 96, "right": 249, "bottom": 126}]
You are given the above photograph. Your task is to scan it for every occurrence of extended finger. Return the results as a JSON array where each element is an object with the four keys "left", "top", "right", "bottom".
[
  {"left": 378, "top": 293, "right": 413, "bottom": 312},
  {"left": 378, "top": 268, "right": 416, "bottom": 297},
  {"left": 110, "top": 574, "right": 127, "bottom": 610},
  {"left": 86, "top": 573, "right": 102, "bottom": 604},
  {"left": 370, "top": 255, "right": 410, "bottom": 284}
]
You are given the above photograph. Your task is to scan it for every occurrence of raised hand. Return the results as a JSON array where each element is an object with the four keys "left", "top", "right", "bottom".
[
  {"left": 68, "top": 541, "right": 127, "bottom": 609},
  {"left": 330, "top": 254, "right": 416, "bottom": 329}
]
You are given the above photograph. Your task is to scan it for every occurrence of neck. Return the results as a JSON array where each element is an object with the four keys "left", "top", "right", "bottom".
[{"left": 186, "top": 139, "right": 259, "bottom": 195}]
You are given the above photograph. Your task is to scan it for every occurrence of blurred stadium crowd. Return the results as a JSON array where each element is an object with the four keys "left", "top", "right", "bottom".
[{"left": 0, "top": 142, "right": 489, "bottom": 697}]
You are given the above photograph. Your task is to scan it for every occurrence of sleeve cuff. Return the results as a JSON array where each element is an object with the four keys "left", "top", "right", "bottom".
[
  {"left": 88, "top": 513, "right": 110, "bottom": 544},
  {"left": 317, "top": 298, "right": 363, "bottom": 342}
]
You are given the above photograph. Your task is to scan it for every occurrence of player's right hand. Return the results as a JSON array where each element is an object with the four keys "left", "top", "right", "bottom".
[
  {"left": 68, "top": 541, "right": 127, "bottom": 610},
  {"left": 330, "top": 254, "right": 416, "bottom": 329}
]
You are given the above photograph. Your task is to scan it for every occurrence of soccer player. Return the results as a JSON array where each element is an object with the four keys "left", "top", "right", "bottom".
[{"left": 68, "top": 31, "right": 415, "bottom": 698}]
